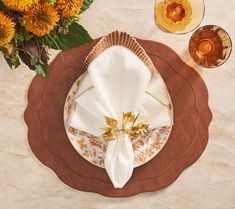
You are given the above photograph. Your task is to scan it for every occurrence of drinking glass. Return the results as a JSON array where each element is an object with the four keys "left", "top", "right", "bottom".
[
  {"left": 154, "top": 0, "right": 205, "bottom": 34},
  {"left": 189, "top": 25, "right": 232, "bottom": 68}
]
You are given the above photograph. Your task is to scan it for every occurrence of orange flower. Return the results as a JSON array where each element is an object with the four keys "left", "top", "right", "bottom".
[
  {"left": 0, "top": 12, "right": 15, "bottom": 47},
  {"left": 56, "top": 0, "right": 84, "bottom": 18},
  {"left": 1, "top": 0, "right": 39, "bottom": 11},
  {"left": 24, "top": 3, "right": 59, "bottom": 36}
]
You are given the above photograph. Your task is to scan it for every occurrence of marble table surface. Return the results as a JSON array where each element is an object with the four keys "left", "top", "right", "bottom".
[{"left": 0, "top": 0, "right": 234, "bottom": 208}]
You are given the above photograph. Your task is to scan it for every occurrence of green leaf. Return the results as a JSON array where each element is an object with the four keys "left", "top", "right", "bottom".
[
  {"left": 48, "top": 0, "right": 56, "bottom": 4},
  {"left": 3, "top": 54, "right": 20, "bottom": 69},
  {"left": 18, "top": 49, "right": 29, "bottom": 67},
  {"left": 13, "top": 57, "right": 20, "bottom": 69},
  {"left": 17, "top": 41, "right": 49, "bottom": 78},
  {"left": 34, "top": 56, "right": 48, "bottom": 78},
  {"left": 0, "top": 2, "right": 9, "bottom": 13},
  {"left": 30, "top": 56, "right": 38, "bottom": 66},
  {"left": 15, "top": 31, "right": 34, "bottom": 42},
  {"left": 39, "top": 32, "right": 61, "bottom": 50},
  {"left": 56, "top": 22, "right": 93, "bottom": 50},
  {"left": 34, "top": 65, "right": 47, "bottom": 78},
  {"left": 18, "top": 17, "right": 26, "bottom": 27},
  {"left": 40, "top": 22, "right": 93, "bottom": 50},
  {"left": 80, "top": 0, "right": 93, "bottom": 14}
]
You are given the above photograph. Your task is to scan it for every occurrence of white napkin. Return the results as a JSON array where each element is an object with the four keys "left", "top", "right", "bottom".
[{"left": 67, "top": 32, "right": 173, "bottom": 188}]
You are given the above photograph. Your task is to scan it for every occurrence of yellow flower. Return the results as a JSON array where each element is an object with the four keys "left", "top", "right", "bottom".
[
  {"left": 56, "top": 0, "right": 84, "bottom": 18},
  {"left": 0, "top": 12, "right": 15, "bottom": 47},
  {"left": 155, "top": 0, "right": 192, "bottom": 32},
  {"left": 23, "top": 3, "right": 59, "bottom": 36},
  {"left": 1, "top": 0, "right": 39, "bottom": 11}
]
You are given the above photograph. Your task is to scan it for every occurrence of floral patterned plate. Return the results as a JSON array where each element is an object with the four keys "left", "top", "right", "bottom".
[{"left": 64, "top": 72, "right": 173, "bottom": 168}]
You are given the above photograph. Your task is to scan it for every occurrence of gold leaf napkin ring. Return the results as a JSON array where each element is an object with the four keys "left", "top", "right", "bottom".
[{"left": 101, "top": 112, "right": 150, "bottom": 141}]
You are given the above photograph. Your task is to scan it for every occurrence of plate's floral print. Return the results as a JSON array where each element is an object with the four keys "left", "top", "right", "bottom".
[{"left": 64, "top": 73, "right": 173, "bottom": 168}]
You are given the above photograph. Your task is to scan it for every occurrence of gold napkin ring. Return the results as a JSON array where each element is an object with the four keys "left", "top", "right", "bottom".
[{"left": 101, "top": 112, "right": 150, "bottom": 141}]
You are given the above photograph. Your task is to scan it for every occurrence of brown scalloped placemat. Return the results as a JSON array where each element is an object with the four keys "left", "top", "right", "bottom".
[{"left": 24, "top": 38, "right": 212, "bottom": 197}]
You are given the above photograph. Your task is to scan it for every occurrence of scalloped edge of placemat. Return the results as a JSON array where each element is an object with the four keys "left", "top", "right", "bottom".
[{"left": 24, "top": 38, "right": 212, "bottom": 197}]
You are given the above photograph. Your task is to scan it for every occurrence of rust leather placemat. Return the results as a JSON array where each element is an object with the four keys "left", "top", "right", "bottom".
[{"left": 24, "top": 38, "right": 212, "bottom": 197}]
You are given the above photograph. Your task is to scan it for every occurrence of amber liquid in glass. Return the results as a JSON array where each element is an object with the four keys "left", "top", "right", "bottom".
[
  {"left": 189, "top": 25, "right": 232, "bottom": 68},
  {"left": 166, "top": 3, "right": 186, "bottom": 22},
  {"left": 197, "top": 39, "right": 214, "bottom": 56}
]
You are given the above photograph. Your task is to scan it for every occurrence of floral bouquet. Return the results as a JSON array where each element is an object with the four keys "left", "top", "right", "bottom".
[{"left": 0, "top": 0, "right": 93, "bottom": 77}]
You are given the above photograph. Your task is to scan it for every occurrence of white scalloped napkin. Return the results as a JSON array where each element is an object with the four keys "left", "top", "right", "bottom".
[{"left": 67, "top": 31, "right": 173, "bottom": 188}]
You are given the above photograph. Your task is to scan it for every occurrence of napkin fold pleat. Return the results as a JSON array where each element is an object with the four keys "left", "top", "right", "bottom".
[{"left": 88, "top": 46, "right": 151, "bottom": 118}]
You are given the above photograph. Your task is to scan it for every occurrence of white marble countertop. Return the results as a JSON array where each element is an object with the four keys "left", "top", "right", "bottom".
[{"left": 0, "top": 0, "right": 235, "bottom": 208}]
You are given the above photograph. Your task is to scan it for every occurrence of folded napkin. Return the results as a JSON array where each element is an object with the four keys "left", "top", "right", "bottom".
[{"left": 67, "top": 31, "right": 173, "bottom": 188}]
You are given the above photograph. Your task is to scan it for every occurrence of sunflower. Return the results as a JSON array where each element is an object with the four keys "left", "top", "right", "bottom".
[
  {"left": 155, "top": 0, "right": 192, "bottom": 32},
  {"left": 0, "top": 12, "right": 15, "bottom": 47},
  {"left": 56, "top": 0, "right": 84, "bottom": 18},
  {"left": 23, "top": 3, "right": 59, "bottom": 36},
  {"left": 1, "top": 0, "right": 39, "bottom": 11}
]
